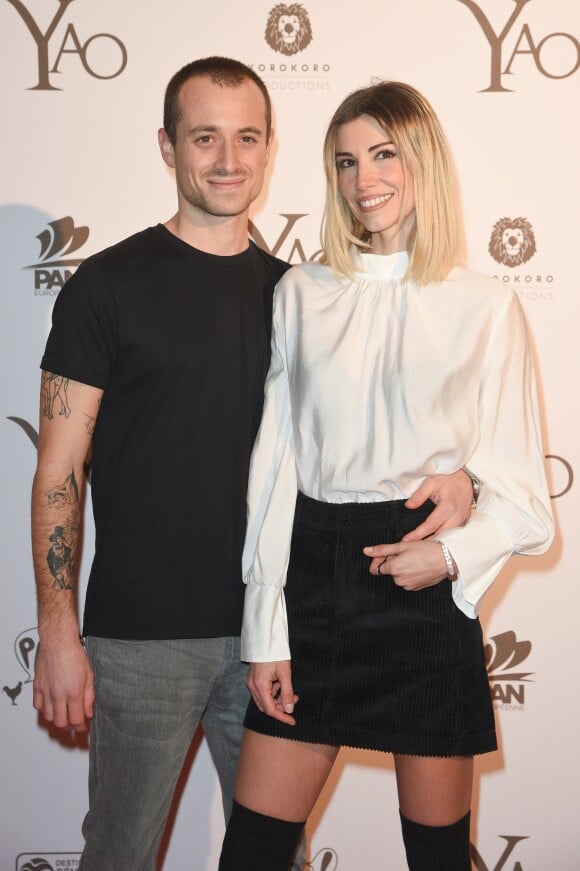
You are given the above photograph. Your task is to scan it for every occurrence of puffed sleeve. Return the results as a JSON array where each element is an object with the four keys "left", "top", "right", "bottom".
[
  {"left": 241, "top": 284, "right": 298, "bottom": 662},
  {"left": 437, "top": 291, "right": 554, "bottom": 617}
]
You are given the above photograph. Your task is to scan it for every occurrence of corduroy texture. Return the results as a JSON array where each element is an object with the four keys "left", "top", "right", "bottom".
[
  {"left": 218, "top": 800, "right": 304, "bottom": 871},
  {"left": 400, "top": 810, "right": 472, "bottom": 870},
  {"left": 245, "top": 493, "right": 496, "bottom": 756}
]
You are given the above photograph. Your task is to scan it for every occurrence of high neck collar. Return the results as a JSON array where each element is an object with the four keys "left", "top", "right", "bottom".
[{"left": 354, "top": 249, "right": 409, "bottom": 280}]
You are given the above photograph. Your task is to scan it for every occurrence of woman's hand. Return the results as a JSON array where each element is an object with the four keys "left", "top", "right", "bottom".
[
  {"left": 246, "top": 660, "right": 298, "bottom": 725},
  {"left": 363, "top": 540, "right": 451, "bottom": 590}
]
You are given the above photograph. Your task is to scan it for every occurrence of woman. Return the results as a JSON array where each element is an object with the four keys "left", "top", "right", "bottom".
[{"left": 219, "top": 82, "right": 554, "bottom": 870}]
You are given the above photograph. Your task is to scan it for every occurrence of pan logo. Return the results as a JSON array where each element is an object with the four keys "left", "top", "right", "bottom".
[
  {"left": 471, "top": 835, "right": 529, "bottom": 871},
  {"left": 5, "top": 0, "right": 127, "bottom": 90},
  {"left": 16, "top": 854, "right": 81, "bottom": 870},
  {"left": 14, "top": 627, "right": 39, "bottom": 685},
  {"left": 458, "top": 0, "right": 579, "bottom": 92},
  {"left": 2, "top": 627, "right": 39, "bottom": 708},
  {"left": 26, "top": 216, "right": 89, "bottom": 295},
  {"left": 486, "top": 631, "right": 532, "bottom": 709},
  {"left": 265, "top": 3, "right": 313, "bottom": 55}
]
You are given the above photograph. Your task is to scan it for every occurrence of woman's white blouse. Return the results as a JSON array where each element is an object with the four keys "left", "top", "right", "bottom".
[{"left": 241, "top": 251, "right": 554, "bottom": 662}]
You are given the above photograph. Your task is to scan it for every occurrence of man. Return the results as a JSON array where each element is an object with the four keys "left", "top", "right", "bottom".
[{"left": 31, "top": 57, "right": 473, "bottom": 869}]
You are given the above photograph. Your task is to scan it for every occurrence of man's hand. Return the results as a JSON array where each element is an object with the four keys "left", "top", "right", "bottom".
[
  {"left": 402, "top": 469, "right": 473, "bottom": 541},
  {"left": 33, "top": 633, "right": 94, "bottom": 731},
  {"left": 31, "top": 375, "right": 102, "bottom": 732},
  {"left": 363, "top": 540, "right": 449, "bottom": 590},
  {"left": 246, "top": 660, "right": 298, "bottom": 726}
]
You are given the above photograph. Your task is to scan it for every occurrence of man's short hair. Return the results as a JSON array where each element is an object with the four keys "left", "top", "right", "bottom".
[{"left": 163, "top": 56, "right": 272, "bottom": 145}]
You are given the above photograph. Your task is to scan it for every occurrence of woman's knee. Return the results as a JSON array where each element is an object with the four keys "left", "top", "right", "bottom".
[{"left": 394, "top": 754, "right": 473, "bottom": 826}]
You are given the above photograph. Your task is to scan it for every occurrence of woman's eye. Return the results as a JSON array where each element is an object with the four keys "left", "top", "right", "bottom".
[
  {"left": 376, "top": 149, "right": 396, "bottom": 160},
  {"left": 336, "top": 158, "right": 354, "bottom": 170}
]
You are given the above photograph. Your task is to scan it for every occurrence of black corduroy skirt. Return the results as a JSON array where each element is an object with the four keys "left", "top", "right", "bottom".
[{"left": 244, "top": 492, "right": 497, "bottom": 756}]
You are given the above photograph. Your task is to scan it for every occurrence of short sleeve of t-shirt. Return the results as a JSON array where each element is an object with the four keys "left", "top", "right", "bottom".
[{"left": 41, "top": 257, "right": 117, "bottom": 389}]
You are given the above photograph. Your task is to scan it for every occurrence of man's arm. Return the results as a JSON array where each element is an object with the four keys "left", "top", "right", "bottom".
[
  {"left": 31, "top": 372, "right": 103, "bottom": 730},
  {"left": 401, "top": 469, "right": 474, "bottom": 541}
]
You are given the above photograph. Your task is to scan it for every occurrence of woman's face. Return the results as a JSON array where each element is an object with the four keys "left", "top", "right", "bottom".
[{"left": 335, "top": 114, "right": 415, "bottom": 255}]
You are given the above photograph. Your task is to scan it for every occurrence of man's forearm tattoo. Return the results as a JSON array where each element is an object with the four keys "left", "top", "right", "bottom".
[
  {"left": 45, "top": 470, "right": 79, "bottom": 592},
  {"left": 83, "top": 413, "right": 96, "bottom": 435},
  {"left": 47, "top": 526, "right": 74, "bottom": 590},
  {"left": 41, "top": 371, "right": 71, "bottom": 420},
  {"left": 47, "top": 471, "right": 79, "bottom": 508}
]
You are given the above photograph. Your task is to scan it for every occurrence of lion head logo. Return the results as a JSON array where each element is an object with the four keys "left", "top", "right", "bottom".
[
  {"left": 265, "top": 3, "right": 313, "bottom": 55},
  {"left": 489, "top": 217, "right": 537, "bottom": 267}
]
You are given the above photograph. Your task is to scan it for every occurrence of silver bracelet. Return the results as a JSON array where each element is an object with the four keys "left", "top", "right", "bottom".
[
  {"left": 437, "top": 540, "right": 458, "bottom": 581},
  {"left": 462, "top": 466, "right": 481, "bottom": 507}
]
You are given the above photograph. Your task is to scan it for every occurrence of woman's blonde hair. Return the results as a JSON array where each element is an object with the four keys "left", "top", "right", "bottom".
[{"left": 321, "top": 81, "right": 465, "bottom": 285}]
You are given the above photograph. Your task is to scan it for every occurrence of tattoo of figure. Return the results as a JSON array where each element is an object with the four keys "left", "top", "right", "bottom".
[
  {"left": 41, "top": 371, "right": 71, "bottom": 420},
  {"left": 47, "top": 526, "right": 74, "bottom": 591},
  {"left": 83, "top": 413, "right": 96, "bottom": 435},
  {"left": 45, "top": 470, "right": 79, "bottom": 592}
]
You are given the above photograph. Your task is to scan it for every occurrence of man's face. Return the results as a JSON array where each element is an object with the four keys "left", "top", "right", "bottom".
[{"left": 159, "top": 76, "right": 272, "bottom": 223}]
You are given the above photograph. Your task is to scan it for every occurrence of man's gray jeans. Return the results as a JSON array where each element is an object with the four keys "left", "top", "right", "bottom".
[{"left": 78, "top": 636, "right": 305, "bottom": 870}]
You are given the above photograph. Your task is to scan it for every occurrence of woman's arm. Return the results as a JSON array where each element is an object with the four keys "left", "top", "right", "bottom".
[
  {"left": 365, "top": 292, "right": 554, "bottom": 612},
  {"left": 241, "top": 287, "right": 298, "bottom": 663}
]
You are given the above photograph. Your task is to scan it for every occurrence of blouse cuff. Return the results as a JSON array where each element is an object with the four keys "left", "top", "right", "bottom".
[
  {"left": 241, "top": 581, "right": 291, "bottom": 663},
  {"left": 437, "top": 512, "right": 514, "bottom": 618}
]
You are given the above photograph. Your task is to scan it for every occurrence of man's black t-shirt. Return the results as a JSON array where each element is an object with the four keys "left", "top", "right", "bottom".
[{"left": 41, "top": 224, "right": 289, "bottom": 639}]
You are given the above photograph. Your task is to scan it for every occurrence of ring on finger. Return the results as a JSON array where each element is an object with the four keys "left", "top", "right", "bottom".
[{"left": 376, "top": 557, "right": 388, "bottom": 575}]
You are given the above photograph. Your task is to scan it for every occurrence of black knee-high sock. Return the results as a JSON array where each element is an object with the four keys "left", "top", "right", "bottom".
[
  {"left": 219, "top": 799, "right": 305, "bottom": 871},
  {"left": 399, "top": 810, "right": 471, "bottom": 871}
]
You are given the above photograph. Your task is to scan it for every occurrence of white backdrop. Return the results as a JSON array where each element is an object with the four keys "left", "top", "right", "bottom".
[{"left": 1, "top": 1, "right": 578, "bottom": 869}]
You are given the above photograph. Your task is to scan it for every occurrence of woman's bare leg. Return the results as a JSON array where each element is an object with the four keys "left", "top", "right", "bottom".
[
  {"left": 219, "top": 730, "right": 339, "bottom": 870},
  {"left": 235, "top": 729, "right": 339, "bottom": 820},
  {"left": 394, "top": 754, "right": 473, "bottom": 825}
]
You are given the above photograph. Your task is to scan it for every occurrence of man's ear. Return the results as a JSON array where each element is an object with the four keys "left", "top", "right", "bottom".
[{"left": 158, "top": 128, "right": 176, "bottom": 169}]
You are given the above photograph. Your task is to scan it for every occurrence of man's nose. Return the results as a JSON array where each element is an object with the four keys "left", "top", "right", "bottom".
[{"left": 214, "top": 139, "right": 239, "bottom": 173}]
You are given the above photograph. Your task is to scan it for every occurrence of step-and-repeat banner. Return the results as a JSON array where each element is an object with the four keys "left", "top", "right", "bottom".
[{"left": 1, "top": 1, "right": 577, "bottom": 869}]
